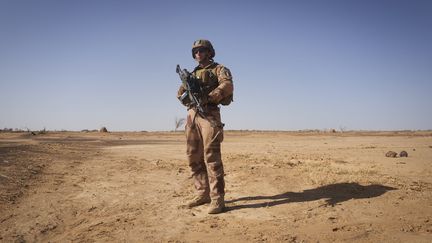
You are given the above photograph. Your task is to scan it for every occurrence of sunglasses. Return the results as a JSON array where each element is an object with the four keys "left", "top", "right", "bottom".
[{"left": 193, "top": 47, "right": 209, "bottom": 54}]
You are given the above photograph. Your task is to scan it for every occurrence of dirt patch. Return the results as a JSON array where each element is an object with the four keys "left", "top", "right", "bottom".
[{"left": 1, "top": 131, "right": 431, "bottom": 242}]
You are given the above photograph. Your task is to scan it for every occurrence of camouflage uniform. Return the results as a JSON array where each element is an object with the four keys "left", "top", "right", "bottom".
[{"left": 177, "top": 40, "right": 233, "bottom": 213}]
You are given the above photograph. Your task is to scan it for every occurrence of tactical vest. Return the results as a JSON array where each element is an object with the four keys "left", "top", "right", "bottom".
[{"left": 193, "top": 63, "right": 233, "bottom": 106}]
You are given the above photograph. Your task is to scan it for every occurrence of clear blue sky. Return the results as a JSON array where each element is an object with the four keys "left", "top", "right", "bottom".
[{"left": 1, "top": 0, "right": 431, "bottom": 131}]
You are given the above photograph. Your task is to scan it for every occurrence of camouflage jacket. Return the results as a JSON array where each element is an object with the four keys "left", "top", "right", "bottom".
[{"left": 177, "top": 61, "right": 234, "bottom": 106}]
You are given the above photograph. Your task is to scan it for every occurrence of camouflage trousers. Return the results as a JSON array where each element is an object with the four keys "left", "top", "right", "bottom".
[{"left": 185, "top": 107, "right": 225, "bottom": 200}]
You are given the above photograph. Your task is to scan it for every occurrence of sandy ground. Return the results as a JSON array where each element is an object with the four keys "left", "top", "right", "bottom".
[{"left": 1, "top": 131, "right": 431, "bottom": 242}]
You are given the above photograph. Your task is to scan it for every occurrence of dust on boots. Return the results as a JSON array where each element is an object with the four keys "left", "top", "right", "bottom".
[{"left": 186, "top": 195, "right": 225, "bottom": 214}]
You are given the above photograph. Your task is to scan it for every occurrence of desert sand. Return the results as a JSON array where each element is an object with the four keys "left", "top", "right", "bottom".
[{"left": 1, "top": 131, "right": 431, "bottom": 242}]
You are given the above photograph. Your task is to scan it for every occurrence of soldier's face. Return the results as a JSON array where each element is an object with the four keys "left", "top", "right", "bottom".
[{"left": 194, "top": 48, "right": 210, "bottom": 62}]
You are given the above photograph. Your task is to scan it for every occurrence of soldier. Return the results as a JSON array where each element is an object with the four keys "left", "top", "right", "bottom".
[{"left": 177, "top": 39, "right": 234, "bottom": 214}]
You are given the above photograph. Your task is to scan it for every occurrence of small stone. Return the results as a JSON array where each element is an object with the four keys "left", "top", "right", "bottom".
[
  {"left": 399, "top": 151, "right": 408, "bottom": 157},
  {"left": 385, "top": 151, "right": 397, "bottom": 158}
]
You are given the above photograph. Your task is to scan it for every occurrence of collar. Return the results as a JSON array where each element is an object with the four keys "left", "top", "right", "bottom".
[{"left": 193, "top": 61, "right": 217, "bottom": 72}]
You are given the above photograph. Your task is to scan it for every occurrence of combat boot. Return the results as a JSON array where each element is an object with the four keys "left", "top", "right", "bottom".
[
  {"left": 187, "top": 195, "right": 211, "bottom": 208},
  {"left": 207, "top": 197, "right": 225, "bottom": 214}
]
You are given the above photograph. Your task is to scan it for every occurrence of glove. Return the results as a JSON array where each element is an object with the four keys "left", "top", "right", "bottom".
[{"left": 177, "top": 85, "right": 190, "bottom": 106}]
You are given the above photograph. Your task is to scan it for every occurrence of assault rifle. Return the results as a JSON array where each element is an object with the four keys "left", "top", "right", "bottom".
[{"left": 176, "top": 65, "right": 205, "bottom": 114}]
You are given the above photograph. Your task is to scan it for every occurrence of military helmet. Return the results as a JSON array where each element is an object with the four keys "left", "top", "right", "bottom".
[{"left": 192, "top": 39, "right": 215, "bottom": 59}]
